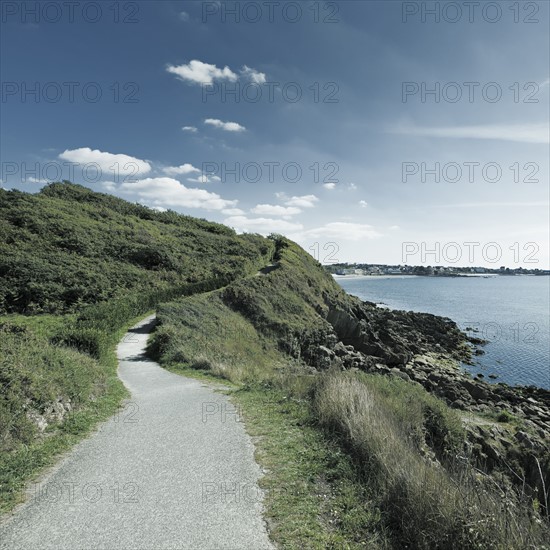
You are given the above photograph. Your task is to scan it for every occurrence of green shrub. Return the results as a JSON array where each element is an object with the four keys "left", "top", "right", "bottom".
[{"left": 0, "top": 182, "right": 274, "bottom": 315}]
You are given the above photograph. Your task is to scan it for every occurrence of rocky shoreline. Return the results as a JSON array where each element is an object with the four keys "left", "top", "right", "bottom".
[{"left": 298, "top": 294, "right": 550, "bottom": 507}]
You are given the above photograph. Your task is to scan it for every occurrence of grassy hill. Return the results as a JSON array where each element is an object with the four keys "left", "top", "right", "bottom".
[
  {"left": 0, "top": 182, "right": 273, "bottom": 511},
  {"left": 0, "top": 182, "right": 272, "bottom": 314},
  {"left": 150, "top": 237, "right": 550, "bottom": 548},
  {"left": 1, "top": 183, "right": 548, "bottom": 547}
]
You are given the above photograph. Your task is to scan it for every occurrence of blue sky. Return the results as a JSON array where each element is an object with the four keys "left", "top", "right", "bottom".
[{"left": 1, "top": 0, "right": 549, "bottom": 267}]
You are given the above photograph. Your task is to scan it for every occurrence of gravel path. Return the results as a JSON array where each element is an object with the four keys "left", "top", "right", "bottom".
[{"left": 0, "top": 314, "right": 273, "bottom": 550}]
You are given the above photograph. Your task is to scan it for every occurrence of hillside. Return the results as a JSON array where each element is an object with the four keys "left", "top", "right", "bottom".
[
  {"left": 151, "top": 237, "right": 550, "bottom": 548},
  {"left": 0, "top": 182, "right": 272, "bottom": 314},
  {"left": 1, "top": 183, "right": 548, "bottom": 547},
  {"left": 0, "top": 182, "right": 273, "bottom": 512}
]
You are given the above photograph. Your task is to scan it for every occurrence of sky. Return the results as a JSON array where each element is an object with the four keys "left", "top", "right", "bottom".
[{"left": 1, "top": 0, "right": 549, "bottom": 268}]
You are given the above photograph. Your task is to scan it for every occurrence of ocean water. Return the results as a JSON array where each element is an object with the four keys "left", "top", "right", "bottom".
[{"left": 335, "top": 275, "right": 550, "bottom": 389}]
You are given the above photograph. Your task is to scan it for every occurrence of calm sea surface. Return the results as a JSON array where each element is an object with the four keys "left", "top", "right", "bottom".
[{"left": 335, "top": 275, "right": 550, "bottom": 389}]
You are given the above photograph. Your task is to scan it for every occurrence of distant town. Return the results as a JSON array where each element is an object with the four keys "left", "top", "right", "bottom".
[{"left": 324, "top": 263, "right": 550, "bottom": 277}]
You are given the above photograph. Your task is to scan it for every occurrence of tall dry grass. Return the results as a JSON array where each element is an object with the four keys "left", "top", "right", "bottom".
[{"left": 313, "top": 371, "right": 548, "bottom": 549}]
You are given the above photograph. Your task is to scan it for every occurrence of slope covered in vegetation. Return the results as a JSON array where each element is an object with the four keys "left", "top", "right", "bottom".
[
  {"left": 0, "top": 182, "right": 272, "bottom": 314},
  {"left": 0, "top": 182, "right": 273, "bottom": 511},
  {"left": 1, "top": 184, "right": 548, "bottom": 548},
  {"left": 151, "top": 237, "right": 550, "bottom": 549}
]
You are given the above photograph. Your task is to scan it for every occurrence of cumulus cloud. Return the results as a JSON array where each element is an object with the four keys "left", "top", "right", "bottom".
[
  {"left": 167, "top": 59, "right": 267, "bottom": 87},
  {"left": 284, "top": 194, "right": 319, "bottom": 208},
  {"left": 222, "top": 207, "right": 245, "bottom": 216},
  {"left": 119, "top": 177, "right": 237, "bottom": 211},
  {"left": 293, "top": 222, "right": 382, "bottom": 242},
  {"left": 162, "top": 163, "right": 201, "bottom": 176},
  {"left": 59, "top": 147, "right": 151, "bottom": 176},
  {"left": 323, "top": 182, "right": 336, "bottom": 190},
  {"left": 187, "top": 174, "right": 221, "bottom": 184},
  {"left": 251, "top": 204, "right": 301, "bottom": 217},
  {"left": 101, "top": 181, "right": 117, "bottom": 192},
  {"left": 224, "top": 215, "right": 303, "bottom": 234},
  {"left": 182, "top": 126, "right": 197, "bottom": 132},
  {"left": 359, "top": 200, "right": 368, "bottom": 208},
  {"left": 240, "top": 65, "right": 266, "bottom": 84},
  {"left": 167, "top": 60, "right": 238, "bottom": 85},
  {"left": 204, "top": 118, "right": 246, "bottom": 132}
]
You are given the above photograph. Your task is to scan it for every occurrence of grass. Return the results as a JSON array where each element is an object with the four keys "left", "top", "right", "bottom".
[
  {"left": 0, "top": 311, "right": 149, "bottom": 512},
  {"left": 161, "top": 363, "right": 389, "bottom": 549},
  {"left": 0, "top": 183, "right": 275, "bottom": 514},
  {"left": 313, "top": 371, "right": 548, "bottom": 549},
  {"left": 150, "top": 250, "right": 550, "bottom": 548},
  {"left": 0, "top": 181, "right": 273, "bottom": 315},
  {"left": 149, "top": 292, "right": 284, "bottom": 383}
]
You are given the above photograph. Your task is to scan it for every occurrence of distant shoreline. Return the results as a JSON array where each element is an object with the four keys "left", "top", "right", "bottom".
[{"left": 331, "top": 273, "right": 548, "bottom": 279}]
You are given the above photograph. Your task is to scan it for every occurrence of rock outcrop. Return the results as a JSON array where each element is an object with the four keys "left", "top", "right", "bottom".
[{"left": 296, "top": 295, "right": 550, "bottom": 508}]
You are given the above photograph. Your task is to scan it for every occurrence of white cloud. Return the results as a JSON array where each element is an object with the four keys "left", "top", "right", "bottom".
[
  {"left": 119, "top": 177, "right": 237, "bottom": 211},
  {"left": 222, "top": 207, "right": 245, "bottom": 216},
  {"left": 284, "top": 194, "right": 319, "bottom": 208},
  {"left": 179, "top": 11, "right": 190, "bottom": 21},
  {"left": 389, "top": 225, "right": 400, "bottom": 230},
  {"left": 167, "top": 60, "right": 238, "bottom": 86},
  {"left": 224, "top": 215, "right": 303, "bottom": 234},
  {"left": 101, "top": 181, "right": 117, "bottom": 192},
  {"left": 167, "top": 60, "right": 267, "bottom": 87},
  {"left": 241, "top": 65, "right": 267, "bottom": 84},
  {"left": 391, "top": 123, "right": 549, "bottom": 144},
  {"left": 251, "top": 204, "right": 302, "bottom": 217},
  {"left": 152, "top": 206, "right": 168, "bottom": 212},
  {"left": 182, "top": 126, "right": 198, "bottom": 133},
  {"left": 359, "top": 200, "right": 368, "bottom": 208},
  {"left": 186, "top": 174, "right": 221, "bottom": 184},
  {"left": 293, "top": 222, "right": 382, "bottom": 242},
  {"left": 188, "top": 174, "right": 211, "bottom": 184},
  {"left": 59, "top": 147, "right": 151, "bottom": 176},
  {"left": 323, "top": 182, "right": 336, "bottom": 190},
  {"left": 27, "top": 177, "right": 48, "bottom": 184},
  {"left": 348, "top": 183, "right": 357, "bottom": 190},
  {"left": 204, "top": 118, "right": 246, "bottom": 132},
  {"left": 162, "top": 163, "right": 201, "bottom": 176}
]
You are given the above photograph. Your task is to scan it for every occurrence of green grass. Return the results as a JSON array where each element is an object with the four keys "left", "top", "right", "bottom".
[
  {"left": 313, "top": 371, "right": 548, "bottom": 549},
  {"left": 0, "top": 311, "right": 150, "bottom": 512},
  {"left": 150, "top": 240, "right": 550, "bottom": 549},
  {"left": 0, "top": 182, "right": 273, "bottom": 315},
  {"left": 0, "top": 182, "right": 275, "bottom": 514},
  {"left": 149, "top": 292, "right": 284, "bottom": 383},
  {"left": 161, "top": 363, "right": 389, "bottom": 549},
  {"left": 234, "top": 384, "right": 388, "bottom": 549}
]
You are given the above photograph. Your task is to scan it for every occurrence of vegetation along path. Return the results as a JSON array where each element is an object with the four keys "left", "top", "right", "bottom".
[{"left": 0, "top": 315, "right": 273, "bottom": 550}]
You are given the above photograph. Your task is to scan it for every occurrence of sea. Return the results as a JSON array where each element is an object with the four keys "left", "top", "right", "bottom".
[{"left": 335, "top": 275, "right": 550, "bottom": 389}]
